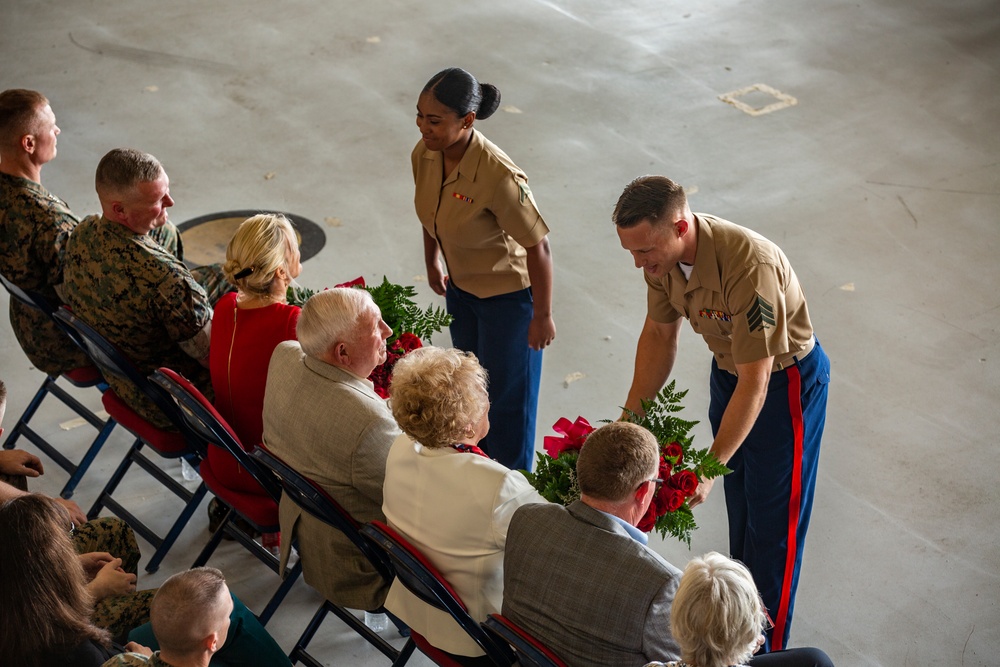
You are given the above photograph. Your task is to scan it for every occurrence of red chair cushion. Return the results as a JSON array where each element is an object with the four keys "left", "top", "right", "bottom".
[
  {"left": 199, "top": 456, "right": 279, "bottom": 529},
  {"left": 156, "top": 367, "right": 243, "bottom": 445},
  {"left": 101, "top": 390, "right": 189, "bottom": 455},
  {"left": 63, "top": 365, "right": 104, "bottom": 387},
  {"left": 410, "top": 630, "right": 469, "bottom": 667}
]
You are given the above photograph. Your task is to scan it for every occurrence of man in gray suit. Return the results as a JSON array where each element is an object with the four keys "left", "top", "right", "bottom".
[
  {"left": 502, "top": 421, "right": 683, "bottom": 666},
  {"left": 263, "top": 287, "right": 397, "bottom": 613}
]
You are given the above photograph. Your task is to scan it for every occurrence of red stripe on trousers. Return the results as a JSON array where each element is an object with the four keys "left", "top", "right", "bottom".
[{"left": 773, "top": 364, "right": 803, "bottom": 651}]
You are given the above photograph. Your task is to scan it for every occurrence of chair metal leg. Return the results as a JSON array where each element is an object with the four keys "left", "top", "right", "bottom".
[
  {"left": 59, "top": 417, "right": 117, "bottom": 499},
  {"left": 2, "top": 376, "right": 54, "bottom": 451},
  {"left": 258, "top": 558, "right": 302, "bottom": 627},
  {"left": 145, "top": 481, "right": 208, "bottom": 573},
  {"left": 392, "top": 638, "right": 417, "bottom": 667},
  {"left": 192, "top": 504, "right": 232, "bottom": 568},
  {"left": 88, "top": 437, "right": 144, "bottom": 520}
]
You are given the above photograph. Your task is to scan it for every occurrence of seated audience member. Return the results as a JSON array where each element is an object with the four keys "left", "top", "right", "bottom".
[
  {"left": 0, "top": 89, "right": 184, "bottom": 377},
  {"left": 209, "top": 213, "right": 301, "bottom": 493},
  {"left": 0, "top": 494, "right": 152, "bottom": 665},
  {"left": 383, "top": 346, "right": 547, "bottom": 665},
  {"left": 0, "top": 378, "right": 155, "bottom": 643},
  {"left": 502, "top": 421, "right": 683, "bottom": 667},
  {"left": 645, "top": 552, "right": 834, "bottom": 667},
  {"left": 262, "top": 287, "right": 398, "bottom": 613},
  {"left": 114, "top": 567, "right": 292, "bottom": 667},
  {"left": 63, "top": 148, "right": 228, "bottom": 427}
]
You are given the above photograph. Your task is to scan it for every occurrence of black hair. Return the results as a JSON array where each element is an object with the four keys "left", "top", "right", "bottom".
[{"left": 422, "top": 68, "right": 501, "bottom": 120}]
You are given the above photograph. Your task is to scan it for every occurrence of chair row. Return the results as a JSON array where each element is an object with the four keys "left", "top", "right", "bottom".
[{"left": 1, "top": 277, "right": 565, "bottom": 667}]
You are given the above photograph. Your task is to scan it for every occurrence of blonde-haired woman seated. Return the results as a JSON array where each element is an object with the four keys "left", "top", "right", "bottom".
[
  {"left": 382, "top": 346, "right": 547, "bottom": 666},
  {"left": 646, "top": 552, "right": 833, "bottom": 667},
  {"left": 208, "top": 214, "right": 301, "bottom": 500}
]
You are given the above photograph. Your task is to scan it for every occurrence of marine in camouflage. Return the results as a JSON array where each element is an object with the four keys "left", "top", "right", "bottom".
[{"left": 63, "top": 214, "right": 215, "bottom": 428}]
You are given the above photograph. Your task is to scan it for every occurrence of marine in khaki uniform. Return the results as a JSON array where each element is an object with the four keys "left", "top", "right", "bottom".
[
  {"left": 413, "top": 68, "right": 555, "bottom": 472},
  {"left": 0, "top": 89, "right": 184, "bottom": 377},
  {"left": 63, "top": 149, "right": 216, "bottom": 428},
  {"left": 614, "top": 176, "right": 831, "bottom": 653}
]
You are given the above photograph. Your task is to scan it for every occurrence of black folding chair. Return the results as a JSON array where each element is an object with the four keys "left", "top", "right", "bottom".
[
  {"left": 482, "top": 614, "right": 568, "bottom": 667},
  {"left": 251, "top": 445, "right": 414, "bottom": 666},
  {"left": 151, "top": 368, "right": 301, "bottom": 625},
  {"left": 0, "top": 271, "right": 116, "bottom": 498},
  {"left": 360, "top": 521, "right": 514, "bottom": 667},
  {"left": 53, "top": 307, "right": 207, "bottom": 573}
]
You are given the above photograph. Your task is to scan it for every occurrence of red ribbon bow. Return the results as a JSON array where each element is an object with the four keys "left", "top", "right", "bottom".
[{"left": 543, "top": 416, "right": 595, "bottom": 458}]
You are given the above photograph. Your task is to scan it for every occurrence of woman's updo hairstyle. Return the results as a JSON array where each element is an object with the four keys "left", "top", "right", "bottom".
[
  {"left": 223, "top": 213, "right": 297, "bottom": 299},
  {"left": 422, "top": 67, "right": 501, "bottom": 120}
]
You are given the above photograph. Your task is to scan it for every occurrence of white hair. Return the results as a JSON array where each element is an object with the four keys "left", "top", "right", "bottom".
[{"left": 297, "top": 288, "right": 374, "bottom": 360}]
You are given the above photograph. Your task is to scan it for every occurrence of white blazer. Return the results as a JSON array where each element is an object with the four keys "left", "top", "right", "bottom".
[{"left": 382, "top": 434, "right": 547, "bottom": 657}]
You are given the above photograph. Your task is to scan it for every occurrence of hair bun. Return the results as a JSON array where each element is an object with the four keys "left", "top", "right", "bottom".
[{"left": 477, "top": 83, "right": 501, "bottom": 120}]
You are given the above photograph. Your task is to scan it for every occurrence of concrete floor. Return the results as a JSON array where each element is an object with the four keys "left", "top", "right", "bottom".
[{"left": 3, "top": 1, "right": 999, "bottom": 665}]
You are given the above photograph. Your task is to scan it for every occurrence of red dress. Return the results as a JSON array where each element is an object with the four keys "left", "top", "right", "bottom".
[{"left": 208, "top": 292, "right": 300, "bottom": 494}]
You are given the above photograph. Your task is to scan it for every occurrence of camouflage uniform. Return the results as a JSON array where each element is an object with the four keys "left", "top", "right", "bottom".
[
  {"left": 102, "top": 653, "right": 176, "bottom": 667},
  {"left": 0, "top": 172, "right": 185, "bottom": 376},
  {"left": 63, "top": 214, "right": 215, "bottom": 428},
  {"left": 73, "top": 516, "right": 156, "bottom": 643},
  {"left": 0, "top": 172, "right": 90, "bottom": 375}
]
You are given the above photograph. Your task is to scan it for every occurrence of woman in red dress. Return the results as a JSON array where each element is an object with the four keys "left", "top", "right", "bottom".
[{"left": 208, "top": 213, "right": 301, "bottom": 496}]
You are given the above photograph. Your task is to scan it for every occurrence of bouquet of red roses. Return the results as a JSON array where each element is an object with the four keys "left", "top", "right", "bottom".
[
  {"left": 288, "top": 276, "right": 451, "bottom": 398},
  {"left": 523, "top": 381, "right": 730, "bottom": 547}
]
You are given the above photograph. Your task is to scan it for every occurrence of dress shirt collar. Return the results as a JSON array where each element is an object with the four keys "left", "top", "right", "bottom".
[{"left": 594, "top": 507, "right": 649, "bottom": 545}]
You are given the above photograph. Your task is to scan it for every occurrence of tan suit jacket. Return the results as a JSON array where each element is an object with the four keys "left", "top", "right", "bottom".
[{"left": 262, "top": 341, "right": 399, "bottom": 611}]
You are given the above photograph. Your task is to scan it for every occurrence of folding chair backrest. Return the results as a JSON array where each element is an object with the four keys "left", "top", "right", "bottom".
[
  {"left": 0, "top": 271, "right": 54, "bottom": 314},
  {"left": 483, "top": 614, "right": 568, "bottom": 667},
  {"left": 52, "top": 307, "right": 180, "bottom": 424},
  {"left": 360, "top": 521, "right": 512, "bottom": 664},
  {"left": 151, "top": 368, "right": 281, "bottom": 503},
  {"left": 251, "top": 444, "right": 392, "bottom": 581}
]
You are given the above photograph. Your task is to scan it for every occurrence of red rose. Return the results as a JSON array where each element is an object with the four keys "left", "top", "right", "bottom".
[
  {"left": 658, "top": 457, "right": 673, "bottom": 480},
  {"left": 669, "top": 470, "right": 699, "bottom": 496},
  {"left": 395, "top": 332, "right": 423, "bottom": 353},
  {"left": 661, "top": 488, "right": 685, "bottom": 512},
  {"left": 637, "top": 502, "right": 658, "bottom": 533},
  {"left": 543, "top": 416, "right": 594, "bottom": 458},
  {"left": 335, "top": 276, "right": 367, "bottom": 289},
  {"left": 664, "top": 442, "right": 683, "bottom": 465}
]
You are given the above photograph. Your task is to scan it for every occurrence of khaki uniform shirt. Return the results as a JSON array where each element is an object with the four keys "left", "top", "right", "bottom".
[
  {"left": 645, "top": 214, "right": 814, "bottom": 373},
  {"left": 0, "top": 172, "right": 90, "bottom": 374},
  {"left": 63, "top": 215, "right": 212, "bottom": 427},
  {"left": 412, "top": 129, "right": 549, "bottom": 298}
]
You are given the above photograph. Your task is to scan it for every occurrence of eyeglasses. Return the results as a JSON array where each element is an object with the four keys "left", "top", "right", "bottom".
[
  {"left": 763, "top": 607, "right": 775, "bottom": 633},
  {"left": 639, "top": 477, "right": 664, "bottom": 492}
]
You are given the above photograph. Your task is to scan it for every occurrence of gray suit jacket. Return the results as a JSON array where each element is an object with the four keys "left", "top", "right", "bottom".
[
  {"left": 262, "top": 341, "right": 400, "bottom": 611},
  {"left": 502, "top": 500, "right": 682, "bottom": 667}
]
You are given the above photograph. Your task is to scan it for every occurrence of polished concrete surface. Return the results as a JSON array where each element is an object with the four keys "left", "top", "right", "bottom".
[{"left": 2, "top": 1, "right": 998, "bottom": 665}]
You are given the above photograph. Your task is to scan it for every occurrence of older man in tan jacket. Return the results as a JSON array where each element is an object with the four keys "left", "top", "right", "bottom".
[{"left": 262, "top": 287, "right": 397, "bottom": 613}]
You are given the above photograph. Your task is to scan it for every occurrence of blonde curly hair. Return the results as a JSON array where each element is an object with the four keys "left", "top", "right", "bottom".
[
  {"left": 389, "top": 346, "right": 489, "bottom": 449},
  {"left": 223, "top": 213, "right": 297, "bottom": 298}
]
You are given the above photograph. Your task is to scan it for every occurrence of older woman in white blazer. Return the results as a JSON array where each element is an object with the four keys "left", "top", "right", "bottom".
[{"left": 382, "top": 346, "right": 547, "bottom": 664}]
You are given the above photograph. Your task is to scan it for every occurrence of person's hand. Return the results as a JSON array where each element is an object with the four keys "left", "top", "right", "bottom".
[
  {"left": 86, "top": 558, "right": 136, "bottom": 600},
  {"left": 527, "top": 314, "right": 556, "bottom": 351},
  {"left": 78, "top": 552, "right": 115, "bottom": 581},
  {"left": 687, "top": 476, "right": 715, "bottom": 509},
  {"left": 425, "top": 261, "right": 448, "bottom": 296},
  {"left": 123, "top": 642, "right": 154, "bottom": 657},
  {"left": 0, "top": 450, "right": 44, "bottom": 477},
  {"left": 54, "top": 498, "right": 88, "bottom": 527}
]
